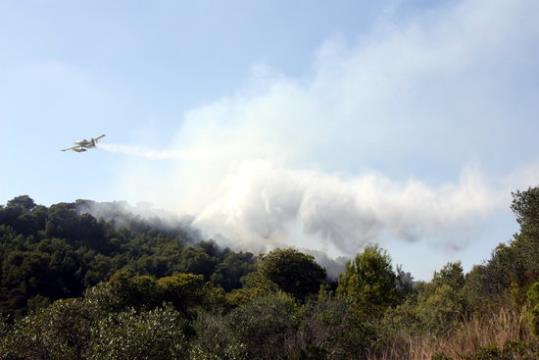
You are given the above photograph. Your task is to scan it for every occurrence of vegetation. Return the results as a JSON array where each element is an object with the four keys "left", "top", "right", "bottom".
[{"left": 1, "top": 188, "right": 539, "bottom": 359}]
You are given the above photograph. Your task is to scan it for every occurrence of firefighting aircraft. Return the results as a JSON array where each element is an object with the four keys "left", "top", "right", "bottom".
[{"left": 61, "top": 134, "right": 106, "bottom": 152}]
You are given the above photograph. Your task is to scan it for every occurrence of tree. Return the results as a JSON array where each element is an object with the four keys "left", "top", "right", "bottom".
[
  {"left": 336, "top": 246, "right": 398, "bottom": 316},
  {"left": 416, "top": 283, "right": 464, "bottom": 334},
  {"left": 210, "top": 251, "right": 256, "bottom": 292},
  {"left": 227, "top": 292, "right": 300, "bottom": 360},
  {"left": 258, "top": 248, "right": 326, "bottom": 302},
  {"left": 509, "top": 187, "right": 539, "bottom": 284},
  {"left": 87, "top": 306, "right": 188, "bottom": 360},
  {"left": 432, "top": 262, "right": 465, "bottom": 291},
  {"left": 383, "top": 262, "right": 466, "bottom": 337},
  {"left": 102, "top": 270, "right": 162, "bottom": 311},
  {"left": 87, "top": 270, "right": 210, "bottom": 317},
  {"left": 178, "top": 247, "right": 218, "bottom": 279},
  {"left": 462, "top": 187, "right": 539, "bottom": 308},
  {"left": 462, "top": 265, "right": 491, "bottom": 312},
  {"left": 7, "top": 195, "right": 36, "bottom": 210},
  {"left": 157, "top": 273, "right": 206, "bottom": 317},
  {"left": 511, "top": 187, "right": 539, "bottom": 236},
  {"left": 288, "top": 297, "right": 378, "bottom": 360}
]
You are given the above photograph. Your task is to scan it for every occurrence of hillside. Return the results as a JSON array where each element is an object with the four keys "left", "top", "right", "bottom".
[{"left": 1, "top": 189, "right": 539, "bottom": 359}]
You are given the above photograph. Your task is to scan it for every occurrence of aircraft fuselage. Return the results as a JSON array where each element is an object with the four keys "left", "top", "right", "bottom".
[
  {"left": 61, "top": 134, "right": 105, "bottom": 152},
  {"left": 75, "top": 139, "right": 96, "bottom": 148}
]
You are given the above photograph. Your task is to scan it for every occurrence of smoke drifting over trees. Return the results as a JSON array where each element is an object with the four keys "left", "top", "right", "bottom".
[
  {"left": 2, "top": 188, "right": 539, "bottom": 358},
  {"left": 105, "top": 0, "right": 539, "bottom": 271}
]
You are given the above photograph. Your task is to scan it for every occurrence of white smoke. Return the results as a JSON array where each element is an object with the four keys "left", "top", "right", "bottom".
[
  {"left": 110, "top": 0, "right": 539, "bottom": 270},
  {"left": 98, "top": 143, "right": 212, "bottom": 160},
  {"left": 190, "top": 161, "right": 510, "bottom": 255}
]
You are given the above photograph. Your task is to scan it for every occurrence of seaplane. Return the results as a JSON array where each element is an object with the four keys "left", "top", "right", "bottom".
[{"left": 61, "top": 134, "right": 105, "bottom": 152}]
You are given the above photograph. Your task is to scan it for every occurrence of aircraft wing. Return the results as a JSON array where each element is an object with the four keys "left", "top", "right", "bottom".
[
  {"left": 95, "top": 134, "right": 106, "bottom": 141},
  {"left": 61, "top": 145, "right": 83, "bottom": 152}
]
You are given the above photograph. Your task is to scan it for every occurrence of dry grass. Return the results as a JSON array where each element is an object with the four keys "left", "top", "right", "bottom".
[{"left": 370, "top": 307, "right": 532, "bottom": 360}]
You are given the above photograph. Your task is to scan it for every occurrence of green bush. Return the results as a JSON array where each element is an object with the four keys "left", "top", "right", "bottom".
[
  {"left": 189, "top": 312, "right": 248, "bottom": 360},
  {"left": 227, "top": 292, "right": 300, "bottom": 359},
  {"left": 87, "top": 306, "right": 188, "bottom": 360},
  {"left": 527, "top": 282, "right": 539, "bottom": 336},
  {"left": 0, "top": 298, "right": 99, "bottom": 360},
  {"left": 502, "top": 341, "right": 539, "bottom": 359},
  {"left": 468, "top": 346, "right": 504, "bottom": 360},
  {"left": 289, "top": 297, "right": 378, "bottom": 359}
]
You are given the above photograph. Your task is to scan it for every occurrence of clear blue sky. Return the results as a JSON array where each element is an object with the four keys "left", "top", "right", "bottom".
[{"left": 1, "top": 0, "right": 538, "bottom": 279}]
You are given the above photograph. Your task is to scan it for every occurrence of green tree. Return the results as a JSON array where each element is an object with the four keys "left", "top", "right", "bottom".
[
  {"left": 416, "top": 283, "right": 464, "bottom": 334},
  {"left": 7, "top": 195, "right": 36, "bottom": 210},
  {"left": 86, "top": 270, "right": 211, "bottom": 317},
  {"left": 432, "top": 262, "right": 465, "bottom": 290},
  {"left": 178, "top": 246, "right": 218, "bottom": 279},
  {"left": 512, "top": 187, "right": 539, "bottom": 236},
  {"left": 157, "top": 273, "right": 206, "bottom": 317},
  {"left": 103, "top": 269, "right": 161, "bottom": 311},
  {"left": 227, "top": 292, "right": 300, "bottom": 359},
  {"left": 336, "top": 246, "right": 398, "bottom": 316},
  {"left": 210, "top": 251, "right": 256, "bottom": 292},
  {"left": 258, "top": 248, "right": 326, "bottom": 302},
  {"left": 461, "top": 187, "right": 539, "bottom": 309},
  {"left": 385, "top": 262, "right": 466, "bottom": 336},
  {"left": 288, "top": 297, "right": 378, "bottom": 360}
]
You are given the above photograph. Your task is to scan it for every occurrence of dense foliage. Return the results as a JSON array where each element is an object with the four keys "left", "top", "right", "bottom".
[
  {"left": 1, "top": 188, "right": 539, "bottom": 359},
  {"left": 0, "top": 196, "right": 255, "bottom": 318}
]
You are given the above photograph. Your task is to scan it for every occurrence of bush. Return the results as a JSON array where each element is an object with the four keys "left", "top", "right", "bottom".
[
  {"left": 227, "top": 292, "right": 300, "bottom": 359},
  {"left": 0, "top": 298, "right": 99, "bottom": 360},
  {"left": 288, "top": 297, "right": 378, "bottom": 360},
  {"left": 468, "top": 346, "right": 504, "bottom": 360},
  {"left": 189, "top": 312, "right": 248, "bottom": 360},
  {"left": 87, "top": 305, "right": 188, "bottom": 360},
  {"left": 502, "top": 341, "right": 539, "bottom": 359}
]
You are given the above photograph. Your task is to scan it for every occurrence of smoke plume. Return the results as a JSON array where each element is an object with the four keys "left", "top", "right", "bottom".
[
  {"left": 107, "top": 0, "right": 539, "bottom": 276},
  {"left": 98, "top": 143, "right": 212, "bottom": 160}
]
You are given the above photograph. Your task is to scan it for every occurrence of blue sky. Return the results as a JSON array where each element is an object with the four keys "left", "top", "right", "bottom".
[
  {"left": 1, "top": 0, "right": 539, "bottom": 279},
  {"left": 0, "top": 0, "right": 390, "bottom": 202}
]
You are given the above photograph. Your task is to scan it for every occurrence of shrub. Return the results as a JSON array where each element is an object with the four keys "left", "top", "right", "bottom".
[
  {"left": 227, "top": 292, "right": 300, "bottom": 359},
  {"left": 86, "top": 305, "right": 188, "bottom": 360},
  {"left": 0, "top": 298, "right": 98, "bottom": 360},
  {"left": 468, "top": 346, "right": 504, "bottom": 360}
]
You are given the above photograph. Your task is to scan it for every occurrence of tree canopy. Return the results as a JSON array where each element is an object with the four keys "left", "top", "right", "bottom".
[
  {"left": 1, "top": 189, "right": 539, "bottom": 359},
  {"left": 258, "top": 248, "right": 327, "bottom": 302}
]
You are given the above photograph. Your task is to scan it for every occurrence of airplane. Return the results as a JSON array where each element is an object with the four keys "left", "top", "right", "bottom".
[{"left": 61, "top": 134, "right": 105, "bottom": 152}]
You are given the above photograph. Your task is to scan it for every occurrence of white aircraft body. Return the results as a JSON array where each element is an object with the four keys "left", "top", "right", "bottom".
[{"left": 62, "top": 134, "right": 105, "bottom": 152}]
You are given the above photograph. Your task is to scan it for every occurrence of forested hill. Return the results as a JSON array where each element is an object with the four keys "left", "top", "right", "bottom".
[
  {"left": 1, "top": 189, "right": 539, "bottom": 359},
  {"left": 0, "top": 195, "right": 258, "bottom": 317}
]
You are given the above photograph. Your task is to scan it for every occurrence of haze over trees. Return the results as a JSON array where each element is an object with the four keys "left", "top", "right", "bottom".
[{"left": 1, "top": 189, "right": 539, "bottom": 359}]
